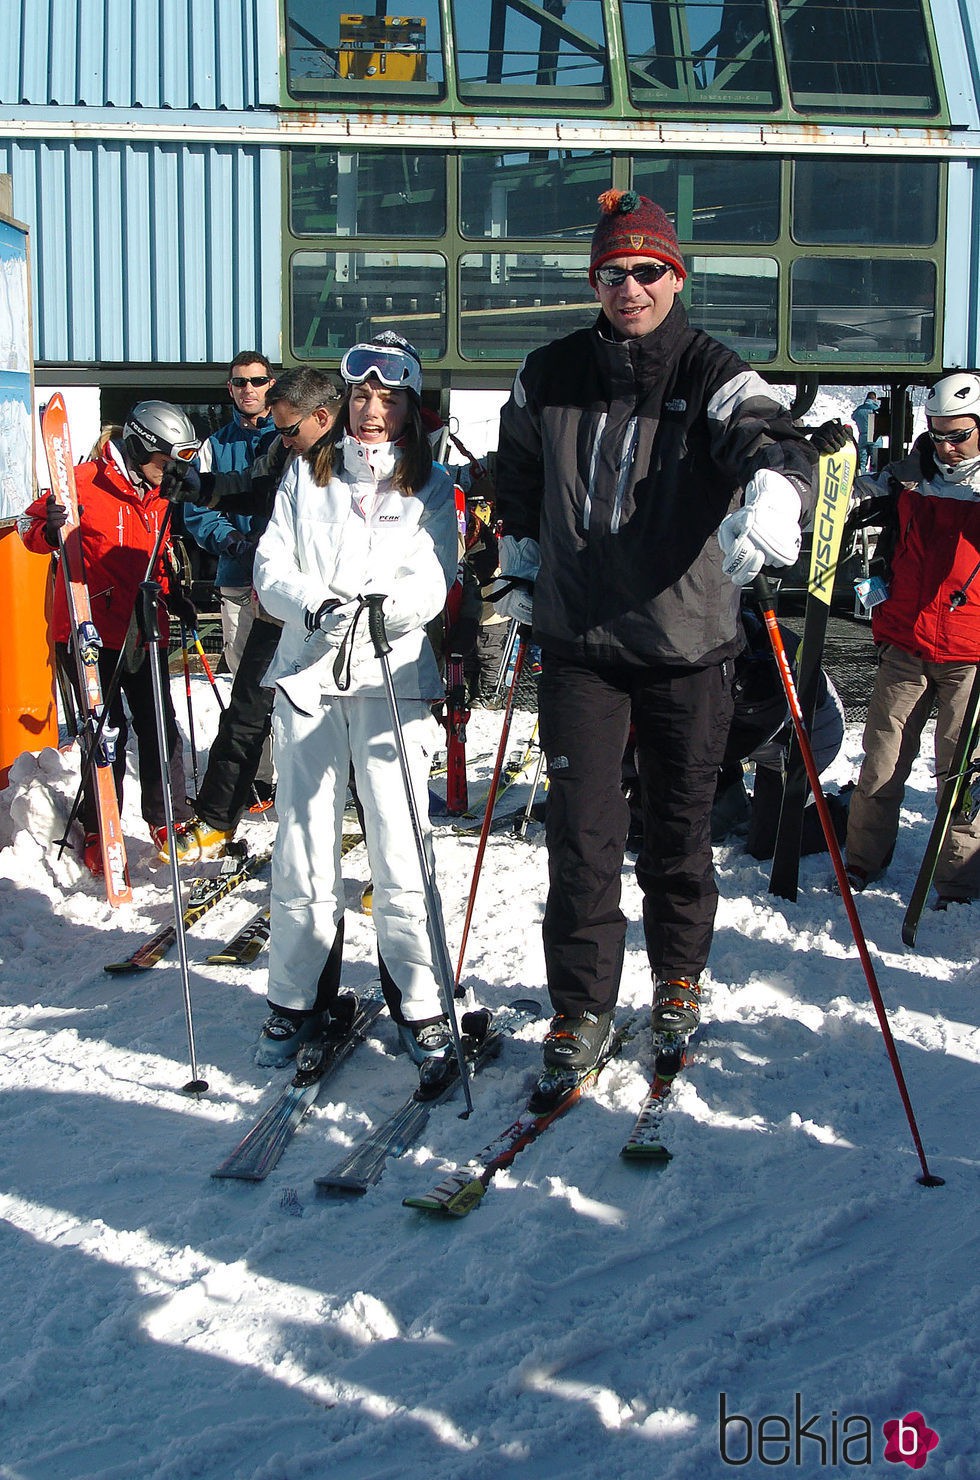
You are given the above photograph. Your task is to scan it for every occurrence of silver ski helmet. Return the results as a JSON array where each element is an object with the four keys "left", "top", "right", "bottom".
[
  {"left": 122, "top": 401, "right": 199, "bottom": 467},
  {"left": 924, "top": 372, "right": 980, "bottom": 423}
]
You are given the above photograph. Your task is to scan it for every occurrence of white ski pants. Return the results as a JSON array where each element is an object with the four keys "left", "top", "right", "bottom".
[{"left": 268, "top": 689, "right": 448, "bottom": 1020}]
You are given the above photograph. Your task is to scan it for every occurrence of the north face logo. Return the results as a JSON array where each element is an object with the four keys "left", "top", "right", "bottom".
[{"left": 665, "top": 398, "right": 687, "bottom": 413}]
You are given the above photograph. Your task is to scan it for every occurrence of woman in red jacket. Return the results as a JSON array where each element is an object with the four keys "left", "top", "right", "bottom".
[
  {"left": 844, "top": 372, "right": 980, "bottom": 904},
  {"left": 20, "top": 401, "right": 198, "bottom": 875}
]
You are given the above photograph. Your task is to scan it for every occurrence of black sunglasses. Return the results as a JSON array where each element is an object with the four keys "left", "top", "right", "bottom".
[
  {"left": 926, "top": 425, "right": 976, "bottom": 445},
  {"left": 230, "top": 375, "right": 272, "bottom": 388},
  {"left": 594, "top": 262, "right": 672, "bottom": 288},
  {"left": 275, "top": 414, "right": 306, "bottom": 438}
]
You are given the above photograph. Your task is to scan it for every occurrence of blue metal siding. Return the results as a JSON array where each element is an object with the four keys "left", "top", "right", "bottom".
[
  {"left": 0, "top": 138, "right": 282, "bottom": 363},
  {"left": 0, "top": 0, "right": 279, "bottom": 111}
]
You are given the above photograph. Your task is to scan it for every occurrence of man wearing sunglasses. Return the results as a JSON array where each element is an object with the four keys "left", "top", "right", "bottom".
[
  {"left": 178, "top": 351, "right": 280, "bottom": 812},
  {"left": 182, "top": 353, "right": 278, "bottom": 686},
  {"left": 493, "top": 188, "right": 818, "bottom": 1077},
  {"left": 842, "top": 371, "right": 980, "bottom": 906}
]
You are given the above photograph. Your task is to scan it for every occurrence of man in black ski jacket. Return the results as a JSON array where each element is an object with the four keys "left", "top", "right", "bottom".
[{"left": 492, "top": 189, "right": 818, "bottom": 1073}]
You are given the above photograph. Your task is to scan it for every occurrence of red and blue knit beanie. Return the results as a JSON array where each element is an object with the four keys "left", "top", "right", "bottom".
[{"left": 589, "top": 190, "right": 686, "bottom": 286}]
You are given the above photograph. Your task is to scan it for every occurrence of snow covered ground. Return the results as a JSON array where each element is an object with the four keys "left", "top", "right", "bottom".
[{"left": 0, "top": 678, "right": 976, "bottom": 1480}]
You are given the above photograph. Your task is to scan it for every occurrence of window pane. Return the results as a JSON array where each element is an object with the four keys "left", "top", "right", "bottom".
[
  {"left": 780, "top": 0, "right": 939, "bottom": 115},
  {"left": 290, "top": 149, "right": 446, "bottom": 239},
  {"left": 632, "top": 155, "right": 780, "bottom": 242},
  {"left": 460, "top": 253, "right": 595, "bottom": 360},
  {"left": 291, "top": 251, "right": 447, "bottom": 360},
  {"left": 793, "top": 159, "right": 939, "bottom": 246},
  {"left": 452, "top": 1, "right": 609, "bottom": 103},
  {"left": 460, "top": 151, "right": 611, "bottom": 240},
  {"left": 284, "top": 0, "right": 444, "bottom": 100},
  {"left": 685, "top": 257, "right": 778, "bottom": 361},
  {"left": 790, "top": 258, "right": 935, "bottom": 363},
  {"left": 621, "top": 1, "right": 779, "bottom": 109}
]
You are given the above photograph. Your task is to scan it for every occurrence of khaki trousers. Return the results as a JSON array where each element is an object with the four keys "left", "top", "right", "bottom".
[{"left": 846, "top": 644, "right": 980, "bottom": 898}]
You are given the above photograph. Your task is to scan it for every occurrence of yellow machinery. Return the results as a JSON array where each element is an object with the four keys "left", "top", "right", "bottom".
[{"left": 338, "top": 15, "right": 427, "bottom": 82}]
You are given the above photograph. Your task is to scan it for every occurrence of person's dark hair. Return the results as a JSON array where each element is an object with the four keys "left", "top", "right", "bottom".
[
  {"left": 228, "top": 349, "right": 274, "bottom": 380},
  {"left": 304, "top": 378, "right": 433, "bottom": 495},
  {"left": 267, "top": 367, "right": 341, "bottom": 416},
  {"left": 265, "top": 367, "right": 343, "bottom": 481}
]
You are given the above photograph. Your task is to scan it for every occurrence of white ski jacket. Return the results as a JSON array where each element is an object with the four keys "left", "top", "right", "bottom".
[{"left": 254, "top": 436, "right": 458, "bottom": 713}]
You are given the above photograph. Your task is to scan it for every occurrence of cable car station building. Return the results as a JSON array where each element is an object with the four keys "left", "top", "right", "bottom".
[{"left": 2, "top": 1, "right": 980, "bottom": 432}]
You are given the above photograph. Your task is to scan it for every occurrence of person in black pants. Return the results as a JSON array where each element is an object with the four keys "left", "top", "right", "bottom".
[{"left": 492, "top": 189, "right": 818, "bottom": 1073}]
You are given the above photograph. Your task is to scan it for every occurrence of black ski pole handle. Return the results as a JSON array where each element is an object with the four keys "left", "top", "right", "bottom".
[
  {"left": 364, "top": 593, "right": 392, "bottom": 659},
  {"left": 138, "top": 580, "right": 164, "bottom": 646}
]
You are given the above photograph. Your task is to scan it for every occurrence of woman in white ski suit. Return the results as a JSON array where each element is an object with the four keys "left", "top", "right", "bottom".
[{"left": 253, "top": 341, "right": 459, "bottom": 1064}]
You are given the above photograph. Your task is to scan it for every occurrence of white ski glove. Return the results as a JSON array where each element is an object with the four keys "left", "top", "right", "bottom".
[
  {"left": 718, "top": 471, "right": 803, "bottom": 587},
  {"left": 304, "top": 597, "right": 360, "bottom": 638},
  {"left": 487, "top": 534, "right": 540, "bottom": 626}
]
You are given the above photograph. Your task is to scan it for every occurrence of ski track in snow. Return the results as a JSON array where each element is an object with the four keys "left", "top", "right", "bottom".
[{"left": 2, "top": 438, "right": 978, "bottom": 1474}]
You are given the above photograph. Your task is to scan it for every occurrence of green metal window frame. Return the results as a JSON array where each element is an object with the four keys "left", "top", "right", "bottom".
[
  {"left": 278, "top": 0, "right": 949, "bottom": 125},
  {"left": 282, "top": 148, "right": 947, "bottom": 383}
]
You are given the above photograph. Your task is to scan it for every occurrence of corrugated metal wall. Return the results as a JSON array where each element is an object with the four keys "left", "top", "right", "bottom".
[
  {"left": 0, "top": 138, "right": 283, "bottom": 364},
  {"left": 0, "top": 0, "right": 279, "bottom": 111}
]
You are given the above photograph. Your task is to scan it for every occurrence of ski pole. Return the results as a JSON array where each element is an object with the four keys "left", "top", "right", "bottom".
[
  {"left": 189, "top": 630, "right": 227, "bottom": 710},
  {"left": 189, "top": 628, "right": 265, "bottom": 810},
  {"left": 138, "top": 580, "right": 208, "bottom": 1098},
  {"left": 489, "top": 618, "right": 521, "bottom": 707},
  {"left": 363, "top": 594, "right": 474, "bottom": 1116},
  {"left": 455, "top": 631, "right": 529, "bottom": 992},
  {"left": 753, "top": 573, "right": 942, "bottom": 1188},
  {"left": 180, "top": 623, "right": 200, "bottom": 797},
  {"left": 516, "top": 742, "right": 547, "bottom": 840}
]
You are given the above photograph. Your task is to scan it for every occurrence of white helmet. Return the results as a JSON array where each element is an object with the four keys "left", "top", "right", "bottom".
[{"left": 924, "top": 372, "right": 980, "bottom": 420}]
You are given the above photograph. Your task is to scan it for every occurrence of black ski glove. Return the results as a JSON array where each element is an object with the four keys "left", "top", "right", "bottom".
[
  {"left": 807, "top": 419, "right": 854, "bottom": 457},
  {"left": 165, "top": 589, "right": 198, "bottom": 629},
  {"left": 44, "top": 494, "right": 68, "bottom": 547},
  {"left": 160, "top": 460, "right": 217, "bottom": 507},
  {"left": 221, "top": 530, "right": 257, "bottom": 561}
]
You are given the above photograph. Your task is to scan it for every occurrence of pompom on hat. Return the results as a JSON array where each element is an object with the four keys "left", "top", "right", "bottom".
[{"left": 589, "top": 190, "right": 686, "bottom": 286}]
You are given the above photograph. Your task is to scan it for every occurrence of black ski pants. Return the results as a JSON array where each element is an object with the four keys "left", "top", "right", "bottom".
[
  {"left": 58, "top": 642, "right": 189, "bottom": 836},
  {"left": 195, "top": 614, "right": 281, "bottom": 831},
  {"left": 538, "top": 652, "right": 734, "bottom": 1017}
]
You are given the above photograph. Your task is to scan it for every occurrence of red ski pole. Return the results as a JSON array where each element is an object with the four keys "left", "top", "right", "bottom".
[
  {"left": 454, "top": 631, "right": 529, "bottom": 994},
  {"left": 753, "top": 574, "right": 943, "bottom": 1188}
]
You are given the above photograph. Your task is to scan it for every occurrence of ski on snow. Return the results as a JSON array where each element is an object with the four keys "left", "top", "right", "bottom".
[
  {"left": 206, "top": 907, "right": 271, "bottom": 966},
  {"left": 203, "top": 832, "right": 362, "bottom": 967},
  {"left": 41, "top": 393, "right": 133, "bottom": 907},
  {"left": 450, "top": 732, "right": 541, "bottom": 834},
  {"left": 315, "top": 998, "right": 541, "bottom": 1197},
  {"left": 620, "top": 1029, "right": 701, "bottom": 1162},
  {"left": 104, "top": 847, "right": 273, "bottom": 973},
  {"left": 212, "top": 986, "right": 387, "bottom": 1181},
  {"left": 403, "top": 1016, "right": 637, "bottom": 1218}
]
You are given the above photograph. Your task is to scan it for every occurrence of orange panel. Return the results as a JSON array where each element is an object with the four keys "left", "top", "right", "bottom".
[{"left": 0, "top": 526, "right": 58, "bottom": 788}]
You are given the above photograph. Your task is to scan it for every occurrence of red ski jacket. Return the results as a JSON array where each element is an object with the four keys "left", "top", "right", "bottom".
[
  {"left": 870, "top": 464, "right": 980, "bottom": 665},
  {"left": 19, "top": 448, "right": 176, "bottom": 650}
]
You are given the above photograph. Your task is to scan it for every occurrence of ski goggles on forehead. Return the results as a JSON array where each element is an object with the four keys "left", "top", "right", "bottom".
[{"left": 339, "top": 344, "right": 422, "bottom": 396}]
